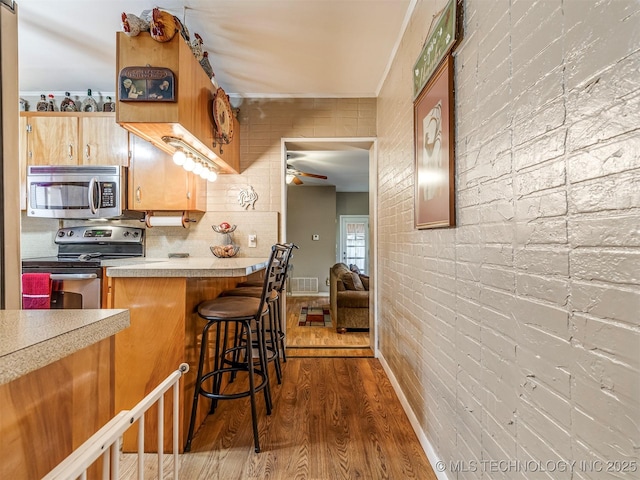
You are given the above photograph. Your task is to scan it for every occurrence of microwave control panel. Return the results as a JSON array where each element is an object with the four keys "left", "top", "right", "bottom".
[{"left": 100, "top": 182, "right": 116, "bottom": 208}]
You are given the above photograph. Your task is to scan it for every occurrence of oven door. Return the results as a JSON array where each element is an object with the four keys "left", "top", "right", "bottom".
[
  {"left": 22, "top": 266, "right": 103, "bottom": 309},
  {"left": 50, "top": 272, "right": 102, "bottom": 309}
]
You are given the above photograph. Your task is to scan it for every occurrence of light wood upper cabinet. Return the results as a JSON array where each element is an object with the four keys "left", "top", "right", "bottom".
[
  {"left": 21, "top": 112, "right": 129, "bottom": 166},
  {"left": 24, "top": 114, "right": 78, "bottom": 165},
  {"left": 116, "top": 32, "right": 240, "bottom": 175},
  {"left": 129, "top": 135, "right": 206, "bottom": 212},
  {"left": 81, "top": 115, "right": 129, "bottom": 165}
]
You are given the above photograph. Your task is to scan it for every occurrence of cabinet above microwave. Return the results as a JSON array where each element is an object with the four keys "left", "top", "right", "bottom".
[{"left": 21, "top": 112, "right": 129, "bottom": 166}]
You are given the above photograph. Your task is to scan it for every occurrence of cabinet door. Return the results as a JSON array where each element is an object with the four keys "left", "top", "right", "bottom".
[
  {"left": 186, "top": 172, "right": 207, "bottom": 211},
  {"left": 81, "top": 115, "right": 129, "bottom": 166},
  {"left": 26, "top": 116, "right": 79, "bottom": 165},
  {"left": 129, "top": 135, "right": 191, "bottom": 211}
]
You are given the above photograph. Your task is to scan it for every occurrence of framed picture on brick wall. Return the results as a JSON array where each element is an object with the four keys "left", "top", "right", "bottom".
[{"left": 413, "top": 54, "right": 455, "bottom": 229}]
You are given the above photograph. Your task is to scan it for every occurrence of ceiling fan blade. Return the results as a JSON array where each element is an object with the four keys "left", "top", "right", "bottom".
[
  {"left": 297, "top": 172, "right": 328, "bottom": 179},
  {"left": 292, "top": 176, "right": 304, "bottom": 185}
]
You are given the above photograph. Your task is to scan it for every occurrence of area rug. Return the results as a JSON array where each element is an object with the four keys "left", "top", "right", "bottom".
[{"left": 298, "top": 305, "right": 332, "bottom": 327}]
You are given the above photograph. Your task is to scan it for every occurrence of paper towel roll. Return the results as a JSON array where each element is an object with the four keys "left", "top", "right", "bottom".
[{"left": 145, "top": 213, "right": 188, "bottom": 228}]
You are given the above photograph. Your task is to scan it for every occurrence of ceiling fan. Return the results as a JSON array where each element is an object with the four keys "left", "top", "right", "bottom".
[{"left": 286, "top": 157, "right": 328, "bottom": 185}]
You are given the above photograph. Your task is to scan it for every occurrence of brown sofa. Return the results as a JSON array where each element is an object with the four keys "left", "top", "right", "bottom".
[{"left": 329, "top": 263, "right": 370, "bottom": 333}]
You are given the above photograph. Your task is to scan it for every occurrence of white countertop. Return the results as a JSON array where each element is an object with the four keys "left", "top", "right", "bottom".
[
  {"left": 104, "top": 256, "right": 269, "bottom": 278},
  {"left": 0, "top": 309, "right": 130, "bottom": 385}
]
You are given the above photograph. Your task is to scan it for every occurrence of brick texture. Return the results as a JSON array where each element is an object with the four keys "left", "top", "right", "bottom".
[{"left": 377, "top": 0, "right": 640, "bottom": 476}]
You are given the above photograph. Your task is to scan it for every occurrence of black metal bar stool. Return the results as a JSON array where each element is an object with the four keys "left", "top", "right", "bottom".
[
  {"left": 234, "top": 243, "right": 297, "bottom": 365},
  {"left": 184, "top": 244, "right": 284, "bottom": 453},
  {"left": 223, "top": 243, "right": 297, "bottom": 378}
]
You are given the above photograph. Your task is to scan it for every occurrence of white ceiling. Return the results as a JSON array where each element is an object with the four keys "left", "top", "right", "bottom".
[
  {"left": 16, "top": 0, "right": 414, "bottom": 191},
  {"left": 286, "top": 140, "right": 373, "bottom": 192}
]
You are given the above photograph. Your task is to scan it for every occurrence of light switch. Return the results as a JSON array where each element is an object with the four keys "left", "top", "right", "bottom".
[
  {"left": 248, "top": 234, "right": 257, "bottom": 247},
  {"left": 312, "top": 234, "right": 320, "bottom": 241}
]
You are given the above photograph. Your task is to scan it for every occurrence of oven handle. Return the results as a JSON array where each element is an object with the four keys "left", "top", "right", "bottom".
[
  {"left": 50, "top": 273, "right": 99, "bottom": 280},
  {"left": 88, "top": 177, "right": 100, "bottom": 214}
]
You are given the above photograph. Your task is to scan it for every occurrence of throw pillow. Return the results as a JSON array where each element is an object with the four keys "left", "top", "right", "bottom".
[
  {"left": 341, "top": 271, "right": 365, "bottom": 291},
  {"left": 359, "top": 274, "right": 369, "bottom": 290},
  {"left": 349, "top": 264, "right": 361, "bottom": 274}
]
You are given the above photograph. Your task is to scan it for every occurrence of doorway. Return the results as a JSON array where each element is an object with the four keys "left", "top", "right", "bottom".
[
  {"left": 281, "top": 137, "right": 377, "bottom": 357},
  {"left": 339, "top": 215, "right": 370, "bottom": 273}
]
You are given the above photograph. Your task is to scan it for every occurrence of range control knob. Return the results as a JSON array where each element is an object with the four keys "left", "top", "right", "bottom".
[
  {"left": 57, "top": 231, "right": 65, "bottom": 237},
  {"left": 133, "top": 231, "right": 139, "bottom": 237},
  {"left": 123, "top": 231, "right": 131, "bottom": 238},
  {"left": 68, "top": 231, "right": 74, "bottom": 237}
]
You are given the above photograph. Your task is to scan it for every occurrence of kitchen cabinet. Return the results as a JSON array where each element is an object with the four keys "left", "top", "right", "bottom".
[
  {"left": 129, "top": 134, "right": 206, "bottom": 212},
  {"left": 80, "top": 115, "right": 130, "bottom": 166},
  {"left": 116, "top": 32, "right": 240, "bottom": 175},
  {"left": 21, "top": 112, "right": 129, "bottom": 166}
]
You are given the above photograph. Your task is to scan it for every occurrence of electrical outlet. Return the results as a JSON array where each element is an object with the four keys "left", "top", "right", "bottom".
[
  {"left": 326, "top": 277, "right": 330, "bottom": 286},
  {"left": 312, "top": 234, "right": 320, "bottom": 241}
]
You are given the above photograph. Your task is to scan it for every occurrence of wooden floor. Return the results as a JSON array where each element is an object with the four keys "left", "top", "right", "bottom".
[
  {"left": 285, "top": 295, "right": 373, "bottom": 358},
  {"left": 121, "top": 357, "right": 436, "bottom": 480},
  {"left": 118, "top": 297, "right": 414, "bottom": 478}
]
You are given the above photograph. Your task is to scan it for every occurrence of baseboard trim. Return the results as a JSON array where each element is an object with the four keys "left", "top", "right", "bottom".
[
  {"left": 377, "top": 353, "right": 450, "bottom": 480},
  {"left": 287, "top": 292, "right": 329, "bottom": 297}
]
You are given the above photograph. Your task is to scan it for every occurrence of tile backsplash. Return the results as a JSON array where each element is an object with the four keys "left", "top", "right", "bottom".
[{"left": 20, "top": 211, "right": 278, "bottom": 260}]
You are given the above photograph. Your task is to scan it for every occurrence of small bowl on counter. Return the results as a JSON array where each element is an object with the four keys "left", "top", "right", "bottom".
[
  {"left": 212, "top": 224, "right": 237, "bottom": 234},
  {"left": 210, "top": 245, "right": 240, "bottom": 258}
]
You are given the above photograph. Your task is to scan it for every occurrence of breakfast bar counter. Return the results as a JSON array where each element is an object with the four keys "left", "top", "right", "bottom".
[
  {"left": 104, "top": 256, "right": 269, "bottom": 453},
  {"left": 103, "top": 256, "right": 269, "bottom": 277}
]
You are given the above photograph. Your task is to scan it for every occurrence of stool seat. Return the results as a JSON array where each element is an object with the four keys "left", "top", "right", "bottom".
[
  {"left": 198, "top": 295, "right": 266, "bottom": 318},
  {"left": 220, "top": 286, "right": 274, "bottom": 298},
  {"left": 235, "top": 280, "right": 263, "bottom": 288}
]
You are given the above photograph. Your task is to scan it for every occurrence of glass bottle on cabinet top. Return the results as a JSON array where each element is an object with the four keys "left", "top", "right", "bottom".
[
  {"left": 60, "top": 92, "right": 78, "bottom": 112},
  {"left": 81, "top": 89, "right": 98, "bottom": 112}
]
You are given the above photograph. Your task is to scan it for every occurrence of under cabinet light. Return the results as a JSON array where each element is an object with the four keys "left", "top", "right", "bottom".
[
  {"left": 162, "top": 136, "right": 219, "bottom": 182},
  {"left": 173, "top": 150, "right": 186, "bottom": 166}
]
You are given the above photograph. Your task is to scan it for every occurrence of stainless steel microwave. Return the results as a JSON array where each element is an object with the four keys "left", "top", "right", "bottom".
[{"left": 27, "top": 165, "right": 130, "bottom": 219}]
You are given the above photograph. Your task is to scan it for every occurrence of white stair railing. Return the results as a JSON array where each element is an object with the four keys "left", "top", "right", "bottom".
[{"left": 43, "top": 363, "right": 189, "bottom": 480}]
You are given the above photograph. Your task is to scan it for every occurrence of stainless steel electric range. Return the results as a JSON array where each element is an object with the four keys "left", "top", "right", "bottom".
[{"left": 21, "top": 225, "right": 144, "bottom": 309}]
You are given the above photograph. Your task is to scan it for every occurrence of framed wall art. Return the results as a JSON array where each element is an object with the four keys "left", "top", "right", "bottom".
[
  {"left": 118, "top": 66, "right": 176, "bottom": 102},
  {"left": 412, "top": 0, "right": 457, "bottom": 99},
  {"left": 413, "top": 54, "right": 455, "bottom": 229}
]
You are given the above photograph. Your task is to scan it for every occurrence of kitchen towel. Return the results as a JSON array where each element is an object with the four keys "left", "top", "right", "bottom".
[{"left": 22, "top": 273, "right": 52, "bottom": 309}]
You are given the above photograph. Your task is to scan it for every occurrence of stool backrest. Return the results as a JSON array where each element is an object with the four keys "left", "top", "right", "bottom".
[
  {"left": 256, "top": 244, "right": 290, "bottom": 314},
  {"left": 272, "top": 243, "right": 297, "bottom": 294}
]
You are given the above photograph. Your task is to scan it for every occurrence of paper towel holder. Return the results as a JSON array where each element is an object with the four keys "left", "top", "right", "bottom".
[{"left": 143, "top": 211, "right": 196, "bottom": 228}]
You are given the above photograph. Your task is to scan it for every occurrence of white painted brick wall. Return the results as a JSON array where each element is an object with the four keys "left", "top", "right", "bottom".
[{"left": 377, "top": 0, "right": 640, "bottom": 477}]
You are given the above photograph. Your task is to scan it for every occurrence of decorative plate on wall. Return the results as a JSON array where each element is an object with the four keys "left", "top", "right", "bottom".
[{"left": 213, "top": 87, "right": 234, "bottom": 143}]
